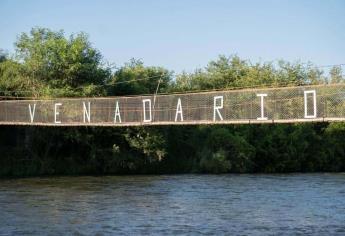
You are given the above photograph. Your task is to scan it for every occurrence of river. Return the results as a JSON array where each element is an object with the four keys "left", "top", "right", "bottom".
[{"left": 0, "top": 174, "right": 344, "bottom": 235}]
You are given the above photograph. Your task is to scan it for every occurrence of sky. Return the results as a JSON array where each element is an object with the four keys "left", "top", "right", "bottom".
[{"left": 0, "top": 0, "right": 344, "bottom": 73}]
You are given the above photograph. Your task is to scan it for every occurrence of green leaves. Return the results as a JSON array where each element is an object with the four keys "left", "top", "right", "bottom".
[
  {"left": 174, "top": 55, "right": 326, "bottom": 91},
  {"left": 1, "top": 27, "right": 111, "bottom": 98},
  {"left": 107, "top": 58, "right": 172, "bottom": 96},
  {"left": 124, "top": 127, "right": 166, "bottom": 162}
]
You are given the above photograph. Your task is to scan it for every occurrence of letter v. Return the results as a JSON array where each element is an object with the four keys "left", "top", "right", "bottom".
[{"left": 28, "top": 103, "right": 36, "bottom": 123}]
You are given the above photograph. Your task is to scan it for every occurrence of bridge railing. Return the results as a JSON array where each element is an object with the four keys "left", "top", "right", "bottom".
[{"left": 0, "top": 83, "right": 344, "bottom": 126}]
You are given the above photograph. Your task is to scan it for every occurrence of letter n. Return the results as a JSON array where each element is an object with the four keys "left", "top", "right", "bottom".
[{"left": 83, "top": 101, "right": 91, "bottom": 123}]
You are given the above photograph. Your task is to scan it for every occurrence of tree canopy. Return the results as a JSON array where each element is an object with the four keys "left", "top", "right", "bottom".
[{"left": 1, "top": 27, "right": 111, "bottom": 98}]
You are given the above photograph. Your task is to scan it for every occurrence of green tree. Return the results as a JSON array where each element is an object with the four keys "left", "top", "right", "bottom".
[
  {"left": 107, "top": 58, "right": 172, "bottom": 96},
  {"left": 1, "top": 27, "right": 111, "bottom": 98},
  {"left": 329, "top": 66, "right": 343, "bottom": 84}
]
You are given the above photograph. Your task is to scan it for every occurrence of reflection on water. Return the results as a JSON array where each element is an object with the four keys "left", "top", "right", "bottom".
[{"left": 0, "top": 174, "right": 345, "bottom": 235}]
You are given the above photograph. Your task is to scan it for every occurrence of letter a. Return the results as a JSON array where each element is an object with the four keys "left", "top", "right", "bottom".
[
  {"left": 175, "top": 98, "right": 184, "bottom": 122},
  {"left": 114, "top": 101, "right": 122, "bottom": 123}
]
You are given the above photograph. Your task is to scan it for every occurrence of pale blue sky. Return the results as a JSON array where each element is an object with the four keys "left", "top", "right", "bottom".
[{"left": 1, "top": 0, "right": 344, "bottom": 73}]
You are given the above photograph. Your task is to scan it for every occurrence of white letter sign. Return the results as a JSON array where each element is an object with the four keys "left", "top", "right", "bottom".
[
  {"left": 304, "top": 90, "right": 317, "bottom": 118},
  {"left": 257, "top": 94, "right": 268, "bottom": 120},
  {"left": 213, "top": 96, "right": 224, "bottom": 121},
  {"left": 54, "top": 103, "right": 62, "bottom": 124},
  {"left": 114, "top": 101, "right": 122, "bottom": 123},
  {"left": 142, "top": 99, "right": 152, "bottom": 122},
  {"left": 175, "top": 98, "right": 184, "bottom": 122},
  {"left": 28, "top": 103, "right": 36, "bottom": 123},
  {"left": 83, "top": 101, "right": 91, "bottom": 123}
]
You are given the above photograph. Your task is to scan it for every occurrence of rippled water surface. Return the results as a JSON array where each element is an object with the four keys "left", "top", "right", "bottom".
[{"left": 0, "top": 174, "right": 345, "bottom": 235}]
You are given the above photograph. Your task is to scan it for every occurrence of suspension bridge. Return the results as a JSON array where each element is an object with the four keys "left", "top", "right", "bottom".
[{"left": 0, "top": 83, "right": 344, "bottom": 126}]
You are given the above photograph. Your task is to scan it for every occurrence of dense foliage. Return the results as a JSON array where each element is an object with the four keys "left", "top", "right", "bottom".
[{"left": 0, "top": 28, "right": 344, "bottom": 177}]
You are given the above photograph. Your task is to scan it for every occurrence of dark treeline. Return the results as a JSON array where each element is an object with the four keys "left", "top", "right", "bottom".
[{"left": 0, "top": 28, "right": 345, "bottom": 176}]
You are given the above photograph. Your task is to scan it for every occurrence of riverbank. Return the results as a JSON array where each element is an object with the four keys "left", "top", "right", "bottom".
[{"left": 1, "top": 122, "right": 345, "bottom": 177}]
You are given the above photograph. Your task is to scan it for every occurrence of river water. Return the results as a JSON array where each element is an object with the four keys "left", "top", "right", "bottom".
[{"left": 0, "top": 174, "right": 344, "bottom": 235}]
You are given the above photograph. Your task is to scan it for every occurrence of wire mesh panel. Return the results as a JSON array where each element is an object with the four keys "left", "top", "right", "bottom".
[{"left": 0, "top": 84, "right": 344, "bottom": 126}]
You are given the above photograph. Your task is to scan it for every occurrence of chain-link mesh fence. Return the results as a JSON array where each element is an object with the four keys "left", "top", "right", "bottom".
[{"left": 0, "top": 84, "right": 344, "bottom": 126}]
